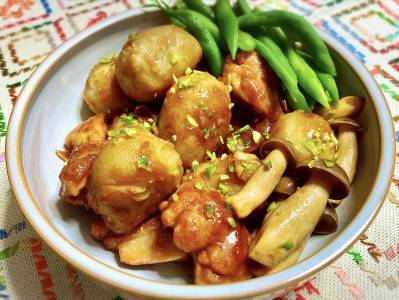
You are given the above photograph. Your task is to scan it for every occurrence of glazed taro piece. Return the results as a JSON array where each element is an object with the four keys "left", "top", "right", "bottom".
[
  {"left": 87, "top": 125, "right": 183, "bottom": 234},
  {"left": 83, "top": 56, "right": 131, "bottom": 116},
  {"left": 158, "top": 71, "right": 231, "bottom": 168},
  {"left": 116, "top": 25, "right": 202, "bottom": 102}
]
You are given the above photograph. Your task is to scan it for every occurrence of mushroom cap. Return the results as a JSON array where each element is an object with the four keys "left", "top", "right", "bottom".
[
  {"left": 329, "top": 118, "right": 361, "bottom": 131},
  {"left": 296, "top": 159, "right": 350, "bottom": 200},
  {"left": 314, "top": 205, "right": 338, "bottom": 235},
  {"left": 315, "top": 96, "right": 365, "bottom": 119},
  {"left": 260, "top": 139, "right": 297, "bottom": 170},
  {"left": 270, "top": 111, "right": 338, "bottom": 163},
  {"left": 274, "top": 176, "right": 297, "bottom": 196}
]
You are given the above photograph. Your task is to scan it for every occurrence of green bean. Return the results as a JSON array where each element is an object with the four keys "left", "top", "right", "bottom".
[
  {"left": 183, "top": 0, "right": 215, "bottom": 21},
  {"left": 286, "top": 47, "right": 330, "bottom": 108},
  {"left": 238, "top": 11, "right": 336, "bottom": 76},
  {"left": 238, "top": 31, "right": 256, "bottom": 52},
  {"left": 300, "top": 88, "right": 317, "bottom": 110},
  {"left": 296, "top": 49, "right": 339, "bottom": 102},
  {"left": 215, "top": 0, "right": 239, "bottom": 59},
  {"left": 255, "top": 38, "right": 309, "bottom": 112},
  {"left": 170, "top": 16, "right": 188, "bottom": 30},
  {"left": 176, "top": 0, "right": 188, "bottom": 9},
  {"left": 257, "top": 24, "right": 331, "bottom": 107},
  {"left": 237, "top": 0, "right": 252, "bottom": 15},
  {"left": 256, "top": 36, "right": 297, "bottom": 85},
  {"left": 316, "top": 72, "right": 339, "bottom": 102},
  {"left": 165, "top": 9, "right": 225, "bottom": 49},
  {"left": 177, "top": 13, "right": 224, "bottom": 76}
]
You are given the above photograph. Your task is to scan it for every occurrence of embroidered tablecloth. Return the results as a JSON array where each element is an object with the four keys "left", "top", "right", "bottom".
[{"left": 0, "top": 0, "right": 398, "bottom": 299}]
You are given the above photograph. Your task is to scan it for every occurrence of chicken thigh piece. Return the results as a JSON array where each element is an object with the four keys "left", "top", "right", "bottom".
[
  {"left": 220, "top": 51, "right": 283, "bottom": 121},
  {"left": 88, "top": 125, "right": 183, "bottom": 233},
  {"left": 59, "top": 143, "right": 103, "bottom": 207},
  {"left": 65, "top": 113, "right": 108, "bottom": 151},
  {"left": 159, "top": 179, "right": 252, "bottom": 284}
]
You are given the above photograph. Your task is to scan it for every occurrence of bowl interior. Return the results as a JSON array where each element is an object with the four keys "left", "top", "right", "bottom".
[{"left": 20, "top": 11, "right": 379, "bottom": 285}]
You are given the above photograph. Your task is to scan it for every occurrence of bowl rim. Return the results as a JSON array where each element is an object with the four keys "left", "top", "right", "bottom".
[{"left": 5, "top": 8, "right": 395, "bottom": 300}]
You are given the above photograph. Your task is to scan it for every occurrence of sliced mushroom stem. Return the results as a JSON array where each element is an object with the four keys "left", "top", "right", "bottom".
[
  {"left": 250, "top": 235, "right": 309, "bottom": 277},
  {"left": 226, "top": 149, "right": 288, "bottom": 218},
  {"left": 336, "top": 127, "right": 358, "bottom": 183},
  {"left": 268, "top": 236, "right": 308, "bottom": 274},
  {"left": 249, "top": 173, "right": 332, "bottom": 267}
]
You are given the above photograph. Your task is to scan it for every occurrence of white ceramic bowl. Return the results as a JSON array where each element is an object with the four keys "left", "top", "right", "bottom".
[{"left": 6, "top": 8, "right": 395, "bottom": 300}]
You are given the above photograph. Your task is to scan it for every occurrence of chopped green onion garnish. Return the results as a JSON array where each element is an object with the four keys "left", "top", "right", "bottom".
[
  {"left": 203, "top": 127, "right": 212, "bottom": 139},
  {"left": 220, "top": 174, "right": 230, "bottom": 181},
  {"left": 226, "top": 136, "right": 238, "bottom": 152},
  {"left": 186, "top": 115, "right": 198, "bottom": 128},
  {"left": 169, "top": 167, "right": 179, "bottom": 176},
  {"left": 191, "top": 160, "right": 200, "bottom": 173},
  {"left": 137, "top": 155, "right": 150, "bottom": 170},
  {"left": 267, "top": 201, "right": 277, "bottom": 212},
  {"left": 280, "top": 239, "right": 294, "bottom": 250},
  {"left": 233, "top": 125, "right": 251, "bottom": 135},
  {"left": 227, "top": 217, "right": 237, "bottom": 229},
  {"left": 228, "top": 103, "right": 235, "bottom": 110},
  {"left": 323, "top": 159, "right": 335, "bottom": 168},
  {"left": 252, "top": 130, "right": 262, "bottom": 144},
  {"left": 172, "top": 194, "right": 179, "bottom": 201},
  {"left": 330, "top": 132, "right": 339, "bottom": 145},
  {"left": 218, "top": 183, "right": 229, "bottom": 195},
  {"left": 142, "top": 121, "right": 152, "bottom": 131},
  {"left": 263, "top": 160, "right": 272, "bottom": 170},
  {"left": 185, "top": 67, "right": 193, "bottom": 75},
  {"left": 98, "top": 53, "right": 116, "bottom": 64},
  {"left": 228, "top": 163, "right": 235, "bottom": 173},
  {"left": 205, "top": 165, "right": 216, "bottom": 178},
  {"left": 204, "top": 203, "right": 215, "bottom": 218},
  {"left": 243, "top": 139, "right": 251, "bottom": 146},
  {"left": 228, "top": 124, "right": 234, "bottom": 132},
  {"left": 219, "top": 136, "right": 224, "bottom": 144},
  {"left": 242, "top": 162, "right": 255, "bottom": 170},
  {"left": 206, "top": 150, "right": 217, "bottom": 163},
  {"left": 120, "top": 112, "right": 137, "bottom": 125},
  {"left": 195, "top": 181, "right": 203, "bottom": 190}
]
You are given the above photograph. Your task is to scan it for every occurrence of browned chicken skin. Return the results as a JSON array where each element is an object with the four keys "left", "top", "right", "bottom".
[
  {"left": 59, "top": 143, "right": 103, "bottom": 207},
  {"left": 220, "top": 52, "right": 283, "bottom": 121},
  {"left": 159, "top": 179, "right": 251, "bottom": 284},
  {"left": 65, "top": 113, "right": 108, "bottom": 151}
]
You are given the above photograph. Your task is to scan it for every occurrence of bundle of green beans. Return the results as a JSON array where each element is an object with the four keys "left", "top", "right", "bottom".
[{"left": 149, "top": 0, "right": 339, "bottom": 111}]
